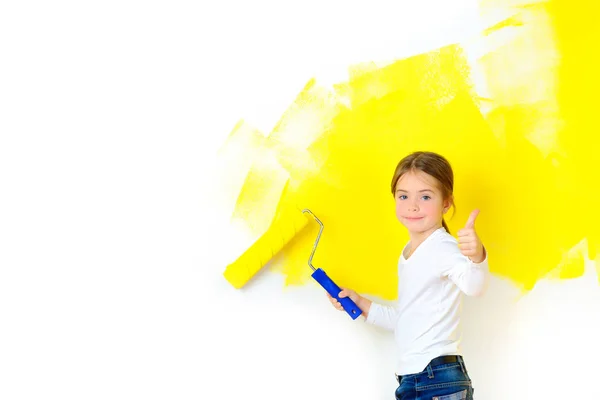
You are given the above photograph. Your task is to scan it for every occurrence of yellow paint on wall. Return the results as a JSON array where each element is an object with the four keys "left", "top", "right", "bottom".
[
  {"left": 474, "top": 0, "right": 600, "bottom": 279},
  {"left": 548, "top": 0, "right": 600, "bottom": 263},
  {"left": 221, "top": 0, "right": 599, "bottom": 296}
]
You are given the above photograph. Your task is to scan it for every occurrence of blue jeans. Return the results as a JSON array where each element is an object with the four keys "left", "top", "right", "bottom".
[{"left": 394, "top": 356, "right": 474, "bottom": 400}]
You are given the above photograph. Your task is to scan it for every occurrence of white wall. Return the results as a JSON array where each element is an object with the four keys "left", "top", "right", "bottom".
[{"left": 1, "top": 1, "right": 599, "bottom": 399}]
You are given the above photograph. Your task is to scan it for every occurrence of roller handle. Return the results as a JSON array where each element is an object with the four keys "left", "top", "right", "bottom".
[{"left": 311, "top": 268, "right": 362, "bottom": 320}]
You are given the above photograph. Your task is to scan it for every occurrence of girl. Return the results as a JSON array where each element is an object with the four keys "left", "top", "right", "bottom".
[{"left": 330, "top": 151, "right": 488, "bottom": 400}]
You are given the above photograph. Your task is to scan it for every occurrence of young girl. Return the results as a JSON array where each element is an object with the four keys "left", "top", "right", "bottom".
[{"left": 330, "top": 151, "right": 488, "bottom": 400}]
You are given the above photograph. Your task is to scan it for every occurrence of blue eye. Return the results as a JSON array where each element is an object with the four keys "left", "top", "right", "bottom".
[
  {"left": 398, "top": 195, "right": 407, "bottom": 200},
  {"left": 422, "top": 195, "right": 431, "bottom": 200}
]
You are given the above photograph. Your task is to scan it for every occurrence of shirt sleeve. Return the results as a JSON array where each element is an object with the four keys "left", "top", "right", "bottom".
[
  {"left": 438, "top": 239, "right": 489, "bottom": 297},
  {"left": 364, "top": 301, "right": 399, "bottom": 331}
]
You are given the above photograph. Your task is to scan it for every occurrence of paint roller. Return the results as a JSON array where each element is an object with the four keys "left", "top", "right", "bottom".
[
  {"left": 223, "top": 205, "right": 309, "bottom": 288},
  {"left": 223, "top": 207, "right": 362, "bottom": 320},
  {"left": 302, "top": 209, "right": 362, "bottom": 320}
]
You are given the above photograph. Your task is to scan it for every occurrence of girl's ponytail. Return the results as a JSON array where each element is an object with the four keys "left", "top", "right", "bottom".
[{"left": 442, "top": 218, "right": 450, "bottom": 234}]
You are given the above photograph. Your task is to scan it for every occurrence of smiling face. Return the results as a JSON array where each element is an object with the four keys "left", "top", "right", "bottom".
[{"left": 394, "top": 169, "right": 452, "bottom": 238}]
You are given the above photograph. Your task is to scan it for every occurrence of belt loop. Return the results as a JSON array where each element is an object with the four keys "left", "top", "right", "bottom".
[
  {"left": 427, "top": 364, "right": 434, "bottom": 379},
  {"left": 458, "top": 356, "right": 467, "bottom": 374}
]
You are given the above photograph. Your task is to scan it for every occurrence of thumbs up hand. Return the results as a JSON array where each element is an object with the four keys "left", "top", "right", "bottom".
[{"left": 457, "top": 209, "right": 486, "bottom": 263}]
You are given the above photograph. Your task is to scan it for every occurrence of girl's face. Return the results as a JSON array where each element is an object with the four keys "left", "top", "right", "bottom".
[{"left": 394, "top": 170, "right": 451, "bottom": 237}]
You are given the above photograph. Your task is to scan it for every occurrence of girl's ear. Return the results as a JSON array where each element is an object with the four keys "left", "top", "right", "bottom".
[{"left": 443, "top": 196, "right": 453, "bottom": 214}]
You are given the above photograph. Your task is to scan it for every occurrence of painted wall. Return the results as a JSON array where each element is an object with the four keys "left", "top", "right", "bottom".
[
  {"left": 2, "top": 1, "right": 599, "bottom": 400},
  {"left": 211, "top": 0, "right": 600, "bottom": 398}
]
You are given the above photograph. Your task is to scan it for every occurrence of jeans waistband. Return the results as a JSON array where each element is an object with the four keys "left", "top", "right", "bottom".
[{"left": 395, "top": 355, "right": 466, "bottom": 383}]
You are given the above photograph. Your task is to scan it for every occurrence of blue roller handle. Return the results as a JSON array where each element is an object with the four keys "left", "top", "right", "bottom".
[{"left": 311, "top": 268, "right": 362, "bottom": 320}]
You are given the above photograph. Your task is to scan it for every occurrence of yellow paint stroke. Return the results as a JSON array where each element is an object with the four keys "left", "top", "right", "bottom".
[
  {"left": 222, "top": 81, "right": 341, "bottom": 288},
  {"left": 220, "top": 0, "right": 599, "bottom": 296},
  {"left": 474, "top": 0, "right": 600, "bottom": 281},
  {"left": 548, "top": 0, "right": 600, "bottom": 263}
]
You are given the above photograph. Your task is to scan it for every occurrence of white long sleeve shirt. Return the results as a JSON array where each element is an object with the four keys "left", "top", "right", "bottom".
[{"left": 365, "top": 227, "right": 488, "bottom": 375}]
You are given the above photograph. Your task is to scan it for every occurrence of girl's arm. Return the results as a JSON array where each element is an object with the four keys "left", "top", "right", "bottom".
[
  {"left": 442, "top": 209, "right": 489, "bottom": 296},
  {"left": 331, "top": 289, "right": 398, "bottom": 331},
  {"left": 444, "top": 250, "right": 489, "bottom": 297},
  {"left": 364, "top": 301, "right": 399, "bottom": 331},
  {"left": 438, "top": 237, "right": 489, "bottom": 296}
]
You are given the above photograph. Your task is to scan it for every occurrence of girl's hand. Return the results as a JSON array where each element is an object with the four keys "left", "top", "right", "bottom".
[
  {"left": 457, "top": 209, "right": 486, "bottom": 263},
  {"left": 327, "top": 287, "right": 361, "bottom": 311}
]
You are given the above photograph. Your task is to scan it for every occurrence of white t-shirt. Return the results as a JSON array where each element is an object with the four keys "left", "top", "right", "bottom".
[{"left": 365, "top": 227, "right": 489, "bottom": 375}]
